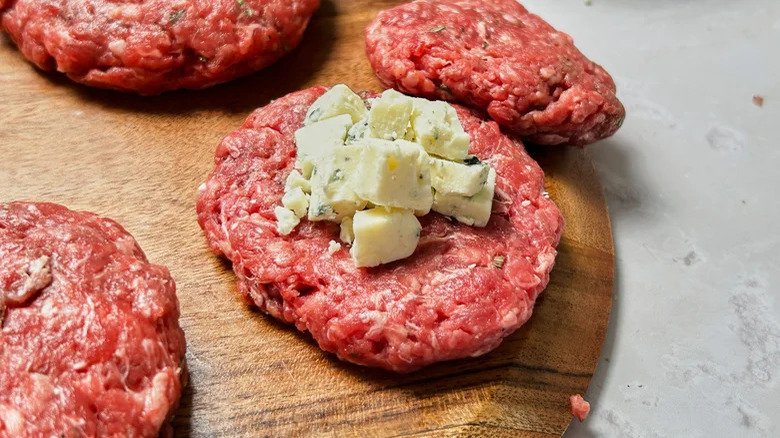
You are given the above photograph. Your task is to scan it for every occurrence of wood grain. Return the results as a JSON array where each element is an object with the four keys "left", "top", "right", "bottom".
[{"left": 0, "top": 1, "right": 613, "bottom": 436}]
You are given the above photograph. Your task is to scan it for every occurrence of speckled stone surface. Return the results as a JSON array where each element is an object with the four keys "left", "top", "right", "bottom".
[{"left": 525, "top": 0, "right": 780, "bottom": 436}]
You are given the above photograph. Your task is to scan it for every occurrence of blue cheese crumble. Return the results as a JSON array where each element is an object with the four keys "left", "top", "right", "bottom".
[{"left": 276, "top": 85, "right": 497, "bottom": 267}]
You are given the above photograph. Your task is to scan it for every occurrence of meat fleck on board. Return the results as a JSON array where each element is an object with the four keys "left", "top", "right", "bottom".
[{"left": 0, "top": 0, "right": 613, "bottom": 436}]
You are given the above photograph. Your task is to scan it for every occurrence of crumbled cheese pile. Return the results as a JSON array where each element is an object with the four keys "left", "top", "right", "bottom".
[{"left": 276, "top": 85, "right": 496, "bottom": 267}]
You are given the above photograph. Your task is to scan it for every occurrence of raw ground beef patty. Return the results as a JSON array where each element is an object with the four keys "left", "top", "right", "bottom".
[
  {"left": 197, "top": 86, "right": 564, "bottom": 373},
  {"left": 0, "top": 0, "right": 320, "bottom": 94},
  {"left": 365, "top": 0, "right": 625, "bottom": 146},
  {"left": 0, "top": 202, "right": 186, "bottom": 437}
]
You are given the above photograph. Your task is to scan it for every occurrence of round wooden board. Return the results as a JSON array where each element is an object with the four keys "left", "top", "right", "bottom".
[{"left": 0, "top": 1, "right": 613, "bottom": 436}]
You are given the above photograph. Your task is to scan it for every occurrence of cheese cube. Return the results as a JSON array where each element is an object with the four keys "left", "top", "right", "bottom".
[
  {"left": 409, "top": 99, "right": 470, "bottom": 160},
  {"left": 432, "top": 168, "right": 496, "bottom": 227},
  {"left": 308, "top": 145, "right": 367, "bottom": 221},
  {"left": 299, "top": 160, "right": 315, "bottom": 180},
  {"left": 350, "top": 208, "right": 421, "bottom": 267},
  {"left": 294, "top": 114, "right": 353, "bottom": 171},
  {"left": 349, "top": 113, "right": 415, "bottom": 145},
  {"left": 353, "top": 139, "right": 433, "bottom": 214},
  {"left": 340, "top": 216, "right": 354, "bottom": 244},
  {"left": 285, "top": 170, "right": 311, "bottom": 194},
  {"left": 430, "top": 156, "right": 490, "bottom": 196},
  {"left": 304, "top": 84, "right": 367, "bottom": 125},
  {"left": 274, "top": 206, "right": 300, "bottom": 235},
  {"left": 367, "top": 89, "right": 414, "bottom": 141},
  {"left": 282, "top": 187, "right": 309, "bottom": 218}
]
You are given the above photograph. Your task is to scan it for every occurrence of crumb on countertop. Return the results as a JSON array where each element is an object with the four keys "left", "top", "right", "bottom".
[{"left": 752, "top": 95, "right": 764, "bottom": 107}]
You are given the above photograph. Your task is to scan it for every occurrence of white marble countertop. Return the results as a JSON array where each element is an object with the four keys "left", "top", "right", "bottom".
[{"left": 518, "top": 1, "right": 779, "bottom": 436}]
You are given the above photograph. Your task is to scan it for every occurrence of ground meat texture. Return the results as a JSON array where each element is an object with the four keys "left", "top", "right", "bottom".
[
  {"left": 569, "top": 394, "right": 591, "bottom": 421},
  {"left": 0, "top": 202, "right": 186, "bottom": 437},
  {"left": 365, "top": 0, "right": 625, "bottom": 146},
  {"left": 0, "top": 0, "right": 320, "bottom": 94},
  {"left": 197, "top": 87, "right": 563, "bottom": 373}
]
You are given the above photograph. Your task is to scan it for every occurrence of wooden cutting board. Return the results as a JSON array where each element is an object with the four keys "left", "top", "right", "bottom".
[{"left": 0, "top": 0, "right": 614, "bottom": 436}]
